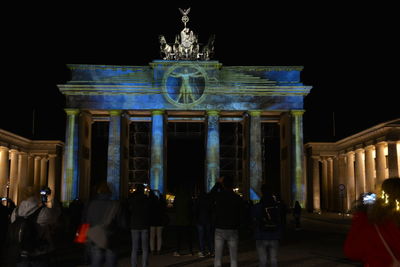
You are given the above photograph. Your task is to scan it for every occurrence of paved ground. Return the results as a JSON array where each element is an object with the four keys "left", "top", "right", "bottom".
[{"left": 1, "top": 212, "right": 362, "bottom": 267}]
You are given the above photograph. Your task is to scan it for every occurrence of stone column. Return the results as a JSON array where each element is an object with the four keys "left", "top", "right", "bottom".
[
  {"left": 33, "top": 156, "right": 42, "bottom": 193},
  {"left": 311, "top": 156, "right": 320, "bottom": 212},
  {"left": 338, "top": 154, "right": 347, "bottom": 210},
  {"left": 327, "top": 158, "right": 334, "bottom": 210},
  {"left": 62, "top": 108, "right": 80, "bottom": 203},
  {"left": 27, "top": 154, "right": 34, "bottom": 187},
  {"left": 206, "top": 110, "right": 220, "bottom": 192},
  {"left": 346, "top": 151, "right": 356, "bottom": 211},
  {"left": 375, "top": 142, "right": 386, "bottom": 189},
  {"left": 9, "top": 149, "right": 19, "bottom": 203},
  {"left": 291, "top": 110, "right": 305, "bottom": 206},
  {"left": 150, "top": 110, "right": 165, "bottom": 194},
  {"left": 47, "top": 154, "right": 57, "bottom": 202},
  {"left": 321, "top": 158, "right": 328, "bottom": 210},
  {"left": 0, "top": 146, "right": 9, "bottom": 197},
  {"left": 364, "top": 146, "right": 375, "bottom": 192},
  {"left": 355, "top": 148, "right": 366, "bottom": 197},
  {"left": 388, "top": 141, "right": 400, "bottom": 178},
  {"left": 17, "top": 152, "right": 28, "bottom": 204},
  {"left": 120, "top": 112, "right": 130, "bottom": 199},
  {"left": 249, "top": 110, "right": 262, "bottom": 201},
  {"left": 40, "top": 157, "right": 48, "bottom": 189},
  {"left": 107, "top": 110, "right": 122, "bottom": 200}
]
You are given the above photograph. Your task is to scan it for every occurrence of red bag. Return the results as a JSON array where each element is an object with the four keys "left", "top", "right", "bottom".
[{"left": 74, "top": 223, "right": 90, "bottom": 243}]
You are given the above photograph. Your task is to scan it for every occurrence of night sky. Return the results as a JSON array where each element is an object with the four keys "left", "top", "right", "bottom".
[{"left": 2, "top": 2, "right": 398, "bottom": 143}]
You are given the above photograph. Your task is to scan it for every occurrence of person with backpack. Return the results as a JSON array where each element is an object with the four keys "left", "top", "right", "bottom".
[
  {"left": 10, "top": 186, "right": 60, "bottom": 267},
  {"left": 148, "top": 189, "right": 167, "bottom": 255},
  {"left": 128, "top": 183, "right": 151, "bottom": 267},
  {"left": 85, "top": 181, "right": 122, "bottom": 267},
  {"left": 213, "top": 176, "right": 245, "bottom": 267},
  {"left": 293, "top": 200, "right": 302, "bottom": 230},
  {"left": 251, "top": 185, "right": 282, "bottom": 267},
  {"left": 194, "top": 191, "right": 214, "bottom": 257}
]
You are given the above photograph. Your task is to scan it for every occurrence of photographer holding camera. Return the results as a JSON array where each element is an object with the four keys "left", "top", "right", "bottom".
[
  {"left": 344, "top": 177, "right": 400, "bottom": 267},
  {"left": 10, "top": 186, "right": 60, "bottom": 267}
]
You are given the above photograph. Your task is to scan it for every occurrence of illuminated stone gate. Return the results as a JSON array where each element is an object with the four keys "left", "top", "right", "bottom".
[{"left": 58, "top": 61, "right": 312, "bottom": 205}]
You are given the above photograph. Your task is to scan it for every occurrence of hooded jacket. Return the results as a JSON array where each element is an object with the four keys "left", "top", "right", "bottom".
[{"left": 11, "top": 197, "right": 60, "bottom": 256}]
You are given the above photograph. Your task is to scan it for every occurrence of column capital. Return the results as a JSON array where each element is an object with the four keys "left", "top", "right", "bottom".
[
  {"left": 311, "top": 155, "right": 320, "bottom": 160},
  {"left": 0, "top": 146, "right": 8, "bottom": 152},
  {"left": 365, "top": 145, "right": 375, "bottom": 151},
  {"left": 109, "top": 110, "right": 122, "bottom": 116},
  {"left": 151, "top": 110, "right": 165, "bottom": 116},
  {"left": 64, "top": 108, "right": 80, "bottom": 116},
  {"left": 248, "top": 110, "right": 262, "bottom": 117},
  {"left": 48, "top": 154, "right": 57, "bottom": 158},
  {"left": 355, "top": 148, "right": 365, "bottom": 153},
  {"left": 290, "top": 110, "right": 305, "bottom": 116},
  {"left": 375, "top": 141, "right": 387, "bottom": 147},
  {"left": 8, "top": 149, "right": 19, "bottom": 157},
  {"left": 34, "top": 155, "right": 42, "bottom": 160},
  {"left": 207, "top": 110, "right": 220, "bottom": 116}
]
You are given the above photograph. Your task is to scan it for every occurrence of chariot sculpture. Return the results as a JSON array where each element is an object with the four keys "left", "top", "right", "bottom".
[{"left": 159, "top": 8, "right": 215, "bottom": 61}]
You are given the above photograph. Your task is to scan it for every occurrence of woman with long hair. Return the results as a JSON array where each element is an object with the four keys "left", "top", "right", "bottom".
[{"left": 344, "top": 177, "right": 400, "bottom": 266}]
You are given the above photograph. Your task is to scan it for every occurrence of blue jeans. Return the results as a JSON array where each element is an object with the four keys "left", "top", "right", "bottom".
[
  {"left": 131, "top": 229, "right": 149, "bottom": 267},
  {"left": 214, "top": 228, "right": 238, "bottom": 267},
  {"left": 256, "top": 240, "right": 279, "bottom": 267},
  {"left": 197, "top": 224, "right": 214, "bottom": 253},
  {"left": 90, "top": 245, "right": 117, "bottom": 267}
]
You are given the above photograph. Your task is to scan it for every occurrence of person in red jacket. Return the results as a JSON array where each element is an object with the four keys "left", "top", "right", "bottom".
[{"left": 344, "top": 177, "right": 400, "bottom": 267}]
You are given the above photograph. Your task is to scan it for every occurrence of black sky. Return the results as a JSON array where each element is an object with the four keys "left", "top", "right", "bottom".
[{"left": 2, "top": 2, "right": 398, "bottom": 143}]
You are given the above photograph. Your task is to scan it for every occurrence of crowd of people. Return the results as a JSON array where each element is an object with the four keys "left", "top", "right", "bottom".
[
  {"left": 0, "top": 176, "right": 290, "bottom": 267},
  {"left": 2, "top": 176, "right": 398, "bottom": 266}
]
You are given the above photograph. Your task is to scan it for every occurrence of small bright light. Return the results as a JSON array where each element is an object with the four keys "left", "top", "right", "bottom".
[{"left": 396, "top": 199, "right": 399, "bottom": 211}]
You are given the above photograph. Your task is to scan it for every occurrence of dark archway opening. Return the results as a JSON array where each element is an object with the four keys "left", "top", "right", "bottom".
[
  {"left": 167, "top": 122, "right": 205, "bottom": 195},
  {"left": 90, "top": 121, "right": 109, "bottom": 197}
]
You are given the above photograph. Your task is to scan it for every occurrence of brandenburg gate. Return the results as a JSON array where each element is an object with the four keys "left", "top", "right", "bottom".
[{"left": 57, "top": 9, "right": 312, "bottom": 205}]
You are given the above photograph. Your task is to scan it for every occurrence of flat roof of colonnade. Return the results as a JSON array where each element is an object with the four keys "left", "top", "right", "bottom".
[{"left": 58, "top": 61, "right": 312, "bottom": 112}]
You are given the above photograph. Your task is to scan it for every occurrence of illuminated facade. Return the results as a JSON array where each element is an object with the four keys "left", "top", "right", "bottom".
[
  {"left": 0, "top": 129, "right": 63, "bottom": 204},
  {"left": 58, "top": 61, "right": 312, "bottom": 204},
  {"left": 305, "top": 119, "right": 400, "bottom": 212}
]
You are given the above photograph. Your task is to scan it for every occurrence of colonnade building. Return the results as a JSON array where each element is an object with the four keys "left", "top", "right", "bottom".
[
  {"left": 305, "top": 119, "right": 400, "bottom": 213},
  {"left": 0, "top": 129, "right": 63, "bottom": 204}
]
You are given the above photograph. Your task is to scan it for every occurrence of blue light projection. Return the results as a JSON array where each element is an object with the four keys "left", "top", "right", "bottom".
[
  {"left": 59, "top": 62, "right": 312, "bottom": 203},
  {"left": 249, "top": 111, "right": 262, "bottom": 201},
  {"left": 62, "top": 109, "right": 79, "bottom": 203},
  {"left": 107, "top": 110, "right": 122, "bottom": 200},
  {"left": 206, "top": 111, "right": 219, "bottom": 192},
  {"left": 150, "top": 111, "right": 164, "bottom": 194}
]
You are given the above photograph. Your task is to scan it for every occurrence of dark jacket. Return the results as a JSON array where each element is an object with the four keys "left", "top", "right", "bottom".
[
  {"left": 149, "top": 194, "right": 166, "bottom": 227},
  {"left": 194, "top": 193, "right": 213, "bottom": 225},
  {"left": 128, "top": 192, "right": 150, "bottom": 229},
  {"left": 251, "top": 199, "right": 282, "bottom": 240},
  {"left": 11, "top": 197, "right": 61, "bottom": 256},
  {"left": 214, "top": 189, "right": 244, "bottom": 229},
  {"left": 174, "top": 189, "right": 193, "bottom": 226}
]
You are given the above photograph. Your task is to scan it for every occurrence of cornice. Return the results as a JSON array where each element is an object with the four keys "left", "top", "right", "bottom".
[
  {"left": 305, "top": 118, "right": 400, "bottom": 155},
  {"left": 0, "top": 129, "right": 64, "bottom": 153}
]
